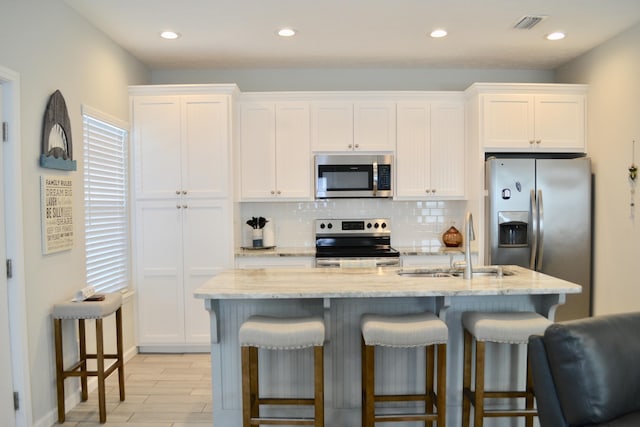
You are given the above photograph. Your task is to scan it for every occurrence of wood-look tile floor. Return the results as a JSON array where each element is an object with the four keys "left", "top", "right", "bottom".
[{"left": 56, "top": 353, "right": 213, "bottom": 427}]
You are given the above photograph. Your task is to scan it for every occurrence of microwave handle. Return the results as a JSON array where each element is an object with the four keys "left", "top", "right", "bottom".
[{"left": 372, "top": 161, "right": 378, "bottom": 196}]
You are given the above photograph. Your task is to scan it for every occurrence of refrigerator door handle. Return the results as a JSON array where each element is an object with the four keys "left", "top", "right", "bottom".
[
  {"left": 530, "top": 189, "right": 538, "bottom": 270},
  {"left": 537, "top": 189, "right": 544, "bottom": 270}
]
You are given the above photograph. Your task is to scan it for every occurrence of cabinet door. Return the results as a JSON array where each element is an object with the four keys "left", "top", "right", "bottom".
[
  {"left": 354, "top": 102, "right": 396, "bottom": 151},
  {"left": 430, "top": 102, "right": 465, "bottom": 198},
  {"left": 311, "top": 102, "right": 354, "bottom": 151},
  {"left": 396, "top": 101, "right": 465, "bottom": 199},
  {"left": 274, "top": 103, "right": 312, "bottom": 199},
  {"left": 181, "top": 95, "right": 230, "bottom": 199},
  {"left": 135, "top": 199, "right": 184, "bottom": 345},
  {"left": 182, "top": 198, "right": 232, "bottom": 344},
  {"left": 240, "top": 103, "right": 277, "bottom": 199},
  {"left": 534, "top": 95, "right": 585, "bottom": 151},
  {"left": 132, "top": 96, "right": 181, "bottom": 199},
  {"left": 482, "top": 94, "right": 534, "bottom": 149},
  {"left": 396, "top": 102, "right": 430, "bottom": 198}
]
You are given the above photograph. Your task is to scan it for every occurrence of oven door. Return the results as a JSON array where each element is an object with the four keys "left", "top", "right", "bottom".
[{"left": 315, "top": 257, "right": 401, "bottom": 268}]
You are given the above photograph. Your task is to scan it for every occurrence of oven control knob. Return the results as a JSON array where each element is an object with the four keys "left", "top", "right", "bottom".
[
  {"left": 327, "top": 223, "right": 333, "bottom": 229},
  {"left": 366, "top": 222, "right": 372, "bottom": 229},
  {"left": 374, "top": 223, "right": 379, "bottom": 229},
  {"left": 320, "top": 223, "right": 325, "bottom": 229},
  {"left": 381, "top": 222, "right": 387, "bottom": 229}
]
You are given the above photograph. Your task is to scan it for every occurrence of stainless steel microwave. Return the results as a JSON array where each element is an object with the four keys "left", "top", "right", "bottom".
[{"left": 315, "top": 154, "right": 393, "bottom": 199}]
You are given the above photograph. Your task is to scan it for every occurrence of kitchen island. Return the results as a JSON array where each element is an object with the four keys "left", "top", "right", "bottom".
[{"left": 194, "top": 265, "right": 580, "bottom": 426}]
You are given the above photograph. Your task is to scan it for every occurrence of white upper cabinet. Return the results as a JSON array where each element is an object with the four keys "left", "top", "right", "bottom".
[
  {"left": 396, "top": 99, "right": 465, "bottom": 199},
  {"left": 474, "top": 84, "right": 587, "bottom": 152},
  {"left": 132, "top": 94, "right": 230, "bottom": 199},
  {"left": 311, "top": 101, "right": 396, "bottom": 152},
  {"left": 240, "top": 101, "right": 312, "bottom": 200}
]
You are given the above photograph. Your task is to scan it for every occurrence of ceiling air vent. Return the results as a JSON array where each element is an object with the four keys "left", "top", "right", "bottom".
[{"left": 513, "top": 15, "right": 548, "bottom": 30}]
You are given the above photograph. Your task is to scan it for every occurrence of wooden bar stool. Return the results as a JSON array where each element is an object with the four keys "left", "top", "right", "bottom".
[
  {"left": 361, "top": 312, "right": 448, "bottom": 426},
  {"left": 52, "top": 293, "right": 125, "bottom": 424},
  {"left": 239, "top": 315, "right": 325, "bottom": 427},
  {"left": 461, "top": 311, "right": 552, "bottom": 427}
]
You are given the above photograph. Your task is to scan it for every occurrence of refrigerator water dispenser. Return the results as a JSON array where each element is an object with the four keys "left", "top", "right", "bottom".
[{"left": 498, "top": 211, "right": 528, "bottom": 247}]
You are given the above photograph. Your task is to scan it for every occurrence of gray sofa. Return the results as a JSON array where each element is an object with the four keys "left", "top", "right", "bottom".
[{"left": 528, "top": 312, "right": 640, "bottom": 427}]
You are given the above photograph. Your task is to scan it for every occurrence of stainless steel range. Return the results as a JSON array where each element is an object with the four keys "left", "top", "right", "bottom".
[{"left": 314, "top": 218, "right": 400, "bottom": 267}]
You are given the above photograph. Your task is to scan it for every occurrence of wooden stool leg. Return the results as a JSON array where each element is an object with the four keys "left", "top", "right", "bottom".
[
  {"left": 54, "top": 319, "right": 66, "bottom": 423},
  {"left": 96, "top": 318, "right": 106, "bottom": 423},
  {"left": 436, "top": 343, "right": 447, "bottom": 427},
  {"left": 115, "top": 307, "right": 125, "bottom": 401},
  {"left": 525, "top": 356, "right": 535, "bottom": 427},
  {"left": 241, "top": 346, "right": 251, "bottom": 427},
  {"left": 462, "top": 329, "right": 472, "bottom": 427},
  {"left": 474, "top": 340, "right": 486, "bottom": 427},
  {"left": 314, "top": 346, "right": 324, "bottom": 427},
  {"left": 249, "top": 347, "right": 259, "bottom": 423},
  {"left": 362, "top": 340, "right": 375, "bottom": 427},
  {"left": 425, "top": 345, "right": 435, "bottom": 427},
  {"left": 79, "top": 318, "right": 88, "bottom": 401}
]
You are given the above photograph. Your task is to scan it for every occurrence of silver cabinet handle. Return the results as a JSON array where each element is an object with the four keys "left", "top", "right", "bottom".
[
  {"left": 176, "top": 190, "right": 180, "bottom": 195},
  {"left": 354, "top": 144, "right": 359, "bottom": 149},
  {"left": 182, "top": 205, "right": 188, "bottom": 209},
  {"left": 182, "top": 190, "right": 187, "bottom": 195},
  {"left": 176, "top": 205, "right": 181, "bottom": 209}
]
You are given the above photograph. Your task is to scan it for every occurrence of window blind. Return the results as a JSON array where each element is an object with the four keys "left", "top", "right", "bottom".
[{"left": 83, "top": 108, "right": 129, "bottom": 294}]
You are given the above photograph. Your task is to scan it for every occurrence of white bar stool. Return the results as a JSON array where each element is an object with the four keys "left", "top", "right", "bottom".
[
  {"left": 239, "top": 315, "right": 326, "bottom": 427},
  {"left": 52, "top": 293, "right": 125, "bottom": 424},
  {"left": 461, "top": 311, "right": 552, "bottom": 427},
  {"left": 361, "top": 312, "right": 448, "bottom": 426}
]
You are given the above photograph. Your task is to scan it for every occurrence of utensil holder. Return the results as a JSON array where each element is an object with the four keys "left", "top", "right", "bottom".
[{"left": 252, "top": 229, "right": 263, "bottom": 248}]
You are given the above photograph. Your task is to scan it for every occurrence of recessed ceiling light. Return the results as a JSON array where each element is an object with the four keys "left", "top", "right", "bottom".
[
  {"left": 160, "top": 31, "right": 180, "bottom": 40},
  {"left": 546, "top": 32, "right": 566, "bottom": 41},
  {"left": 430, "top": 29, "right": 448, "bottom": 38},
  {"left": 277, "top": 28, "right": 296, "bottom": 37}
]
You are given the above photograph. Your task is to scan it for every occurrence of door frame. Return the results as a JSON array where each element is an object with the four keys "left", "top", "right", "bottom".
[{"left": 1, "top": 64, "right": 32, "bottom": 427}]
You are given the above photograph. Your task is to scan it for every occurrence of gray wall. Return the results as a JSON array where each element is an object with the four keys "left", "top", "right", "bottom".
[
  {"left": 152, "top": 67, "right": 554, "bottom": 91},
  {"left": 0, "top": 1, "right": 149, "bottom": 425},
  {"left": 556, "top": 22, "right": 640, "bottom": 315}
]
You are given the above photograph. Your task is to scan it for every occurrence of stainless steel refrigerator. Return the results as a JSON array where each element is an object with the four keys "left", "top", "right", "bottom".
[{"left": 485, "top": 157, "right": 592, "bottom": 321}]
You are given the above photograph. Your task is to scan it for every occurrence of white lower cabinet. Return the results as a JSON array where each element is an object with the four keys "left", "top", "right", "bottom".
[
  {"left": 235, "top": 256, "right": 315, "bottom": 269},
  {"left": 396, "top": 99, "right": 465, "bottom": 199},
  {"left": 135, "top": 198, "right": 232, "bottom": 350}
]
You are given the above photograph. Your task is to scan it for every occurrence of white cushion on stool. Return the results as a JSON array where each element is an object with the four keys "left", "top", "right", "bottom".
[
  {"left": 462, "top": 311, "right": 552, "bottom": 344},
  {"left": 239, "top": 315, "right": 325, "bottom": 350},
  {"left": 361, "top": 312, "right": 448, "bottom": 348},
  {"left": 52, "top": 293, "right": 122, "bottom": 320}
]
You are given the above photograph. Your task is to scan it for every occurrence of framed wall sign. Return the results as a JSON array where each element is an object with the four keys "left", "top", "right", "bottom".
[{"left": 41, "top": 175, "right": 74, "bottom": 254}]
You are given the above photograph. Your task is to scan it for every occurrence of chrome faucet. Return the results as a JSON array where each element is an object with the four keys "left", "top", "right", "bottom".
[{"left": 463, "top": 211, "right": 475, "bottom": 280}]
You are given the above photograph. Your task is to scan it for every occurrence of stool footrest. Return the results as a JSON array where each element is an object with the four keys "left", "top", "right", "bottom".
[
  {"left": 250, "top": 416, "right": 316, "bottom": 425},
  {"left": 464, "top": 388, "right": 533, "bottom": 400},
  {"left": 258, "top": 397, "right": 316, "bottom": 406},
  {"left": 483, "top": 409, "right": 539, "bottom": 417},
  {"left": 375, "top": 413, "right": 439, "bottom": 422},
  {"left": 375, "top": 393, "right": 436, "bottom": 402}
]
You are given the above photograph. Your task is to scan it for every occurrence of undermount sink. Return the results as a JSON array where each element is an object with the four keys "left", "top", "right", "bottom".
[{"left": 398, "top": 266, "right": 514, "bottom": 278}]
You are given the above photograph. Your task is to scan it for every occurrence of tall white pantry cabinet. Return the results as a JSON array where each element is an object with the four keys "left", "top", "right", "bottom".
[{"left": 130, "top": 85, "right": 237, "bottom": 351}]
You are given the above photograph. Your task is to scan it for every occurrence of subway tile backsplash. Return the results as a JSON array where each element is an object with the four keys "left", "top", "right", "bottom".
[{"left": 239, "top": 200, "right": 468, "bottom": 249}]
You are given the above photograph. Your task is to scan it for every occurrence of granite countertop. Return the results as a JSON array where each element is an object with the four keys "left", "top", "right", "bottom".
[
  {"left": 194, "top": 265, "right": 581, "bottom": 300},
  {"left": 235, "top": 246, "right": 316, "bottom": 257},
  {"left": 235, "top": 246, "right": 465, "bottom": 257}
]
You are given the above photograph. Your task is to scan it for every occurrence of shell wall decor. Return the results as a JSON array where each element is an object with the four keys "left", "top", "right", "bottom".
[{"left": 40, "top": 90, "right": 77, "bottom": 171}]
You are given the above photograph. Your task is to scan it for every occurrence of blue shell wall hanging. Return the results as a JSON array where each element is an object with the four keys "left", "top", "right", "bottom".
[{"left": 40, "top": 90, "right": 77, "bottom": 171}]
